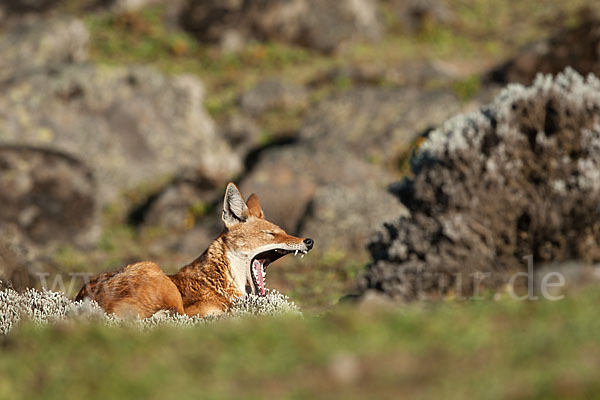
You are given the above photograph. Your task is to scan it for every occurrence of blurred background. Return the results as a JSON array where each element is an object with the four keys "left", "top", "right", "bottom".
[
  {"left": 3, "top": 1, "right": 600, "bottom": 399},
  {"left": 0, "top": 0, "right": 599, "bottom": 311}
]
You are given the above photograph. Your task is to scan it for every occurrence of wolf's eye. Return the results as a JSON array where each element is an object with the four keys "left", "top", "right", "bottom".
[{"left": 262, "top": 231, "right": 275, "bottom": 237}]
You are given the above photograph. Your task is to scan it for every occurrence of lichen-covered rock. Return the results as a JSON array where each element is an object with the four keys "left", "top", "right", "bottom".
[
  {"left": 0, "top": 17, "right": 88, "bottom": 83},
  {"left": 0, "top": 65, "right": 241, "bottom": 204},
  {"left": 359, "top": 68, "right": 600, "bottom": 300},
  {"left": 180, "top": 0, "right": 382, "bottom": 53},
  {"left": 0, "top": 287, "right": 300, "bottom": 335},
  {"left": 0, "top": 146, "right": 99, "bottom": 247}
]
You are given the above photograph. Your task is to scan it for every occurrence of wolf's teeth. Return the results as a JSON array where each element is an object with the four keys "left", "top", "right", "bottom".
[
  {"left": 295, "top": 250, "right": 298, "bottom": 256},
  {"left": 301, "top": 254, "right": 305, "bottom": 258}
]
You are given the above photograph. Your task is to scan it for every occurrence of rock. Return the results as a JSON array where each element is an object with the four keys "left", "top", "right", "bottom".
[
  {"left": 222, "top": 114, "right": 263, "bottom": 156},
  {"left": 240, "top": 136, "right": 401, "bottom": 252},
  {"left": 0, "top": 224, "right": 47, "bottom": 290},
  {"left": 0, "top": 17, "right": 88, "bottom": 83},
  {"left": 0, "top": 65, "right": 242, "bottom": 205},
  {"left": 180, "top": 0, "right": 383, "bottom": 53},
  {"left": 132, "top": 172, "right": 219, "bottom": 231},
  {"left": 300, "top": 87, "right": 461, "bottom": 166},
  {"left": 0, "top": 146, "right": 99, "bottom": 247},
  {"left": 300, "top": 183, "right": 404, "bottom": 253},
  {"left": 489, "top": 19, "right": 600, "bottom": 85},
  {"left": 240, "top": 79, "right": 309, "bottom": 117},
  {"left": 359, "top": 69, "right": 600, "bottom": 300},
  {"left": 240, "top": 150, "right": 319, "bottom": 233}
]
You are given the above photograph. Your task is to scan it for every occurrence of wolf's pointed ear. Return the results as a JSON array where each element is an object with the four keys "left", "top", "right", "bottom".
[
  {"left": 222, "top": 183, "right": 249, "bottom": 228},
  {"left": 246, "top": 194, "right": 264, "bottom": 219}
]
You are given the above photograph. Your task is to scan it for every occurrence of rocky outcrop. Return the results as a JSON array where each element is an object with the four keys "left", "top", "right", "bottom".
[
  {"left": 179, "top": 0, "right": 382, "bottom": 53},
  {"left": 359, "top": 69, "right": 600, "bottom": 300},
  {"left": 0, "top": 146, "right": 99, "bottom": 247},
  {"left": 0, "top": 65, "right": 241, "bottom": 204},
  {"left": 489, "top": 19, "right": 600, "bottom": 84}
]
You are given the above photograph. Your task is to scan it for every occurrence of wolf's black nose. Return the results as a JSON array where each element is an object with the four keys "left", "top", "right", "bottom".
[{"left": 303, "top": 238, "right": 314, "bottom": 249}]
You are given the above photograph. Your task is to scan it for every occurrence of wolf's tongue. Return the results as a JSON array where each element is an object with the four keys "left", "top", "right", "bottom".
[{"left": 253, "top": 259, "right": 266, "bottom": 296}]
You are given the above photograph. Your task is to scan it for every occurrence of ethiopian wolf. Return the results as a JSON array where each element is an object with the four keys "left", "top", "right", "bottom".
[{"left": 76, "top": 183, "right": 313, "bottom": 318}]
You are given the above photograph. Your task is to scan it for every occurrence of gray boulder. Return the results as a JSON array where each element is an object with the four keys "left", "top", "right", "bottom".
[
  {"left": 240, "top": 132, "right": 400, "bottom": 253},
  {"left": 0, "top": 146, "right": 99, "bottom": 247},
  {"left": 222, "top": 114, "right": 263, "bottom": 156},
  {"left": 0, "top": 65, "right": 242, "bottom": 204},
  {"left": 300, "top": 183, "right": 404, "bottom": 254},
  {"left": 134, "top": 172, "right": 219, "bottom": 231},
  {"left": 0, "top": 17, "right": 88, "bottom": 83}
]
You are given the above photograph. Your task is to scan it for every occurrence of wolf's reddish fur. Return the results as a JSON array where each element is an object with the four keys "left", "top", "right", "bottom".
[{"left": 75, "top": 183, "right": 313, "bottom": 318}]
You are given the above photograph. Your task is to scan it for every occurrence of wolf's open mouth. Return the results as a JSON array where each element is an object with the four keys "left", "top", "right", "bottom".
[{"left": 250, "top": 248, "right": 308, "bottom": 296}]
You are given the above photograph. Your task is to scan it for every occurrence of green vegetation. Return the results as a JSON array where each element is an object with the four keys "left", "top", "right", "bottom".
[{"left": 2, "top": 287, "right": 600, "bottom": 399}]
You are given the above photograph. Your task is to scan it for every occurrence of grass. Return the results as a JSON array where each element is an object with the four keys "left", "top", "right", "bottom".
[{"left": 2, "top": 287, "right": 600, "bottom": 399}]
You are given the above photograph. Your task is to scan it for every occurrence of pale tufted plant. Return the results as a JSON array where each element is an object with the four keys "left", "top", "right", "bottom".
[{"left": 0, "top": 283, "right": 301, "bottom": 335}]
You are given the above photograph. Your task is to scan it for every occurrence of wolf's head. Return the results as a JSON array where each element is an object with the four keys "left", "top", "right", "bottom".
[{"left": 220, "top": 182, "right": 313, "bottom": 297}]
